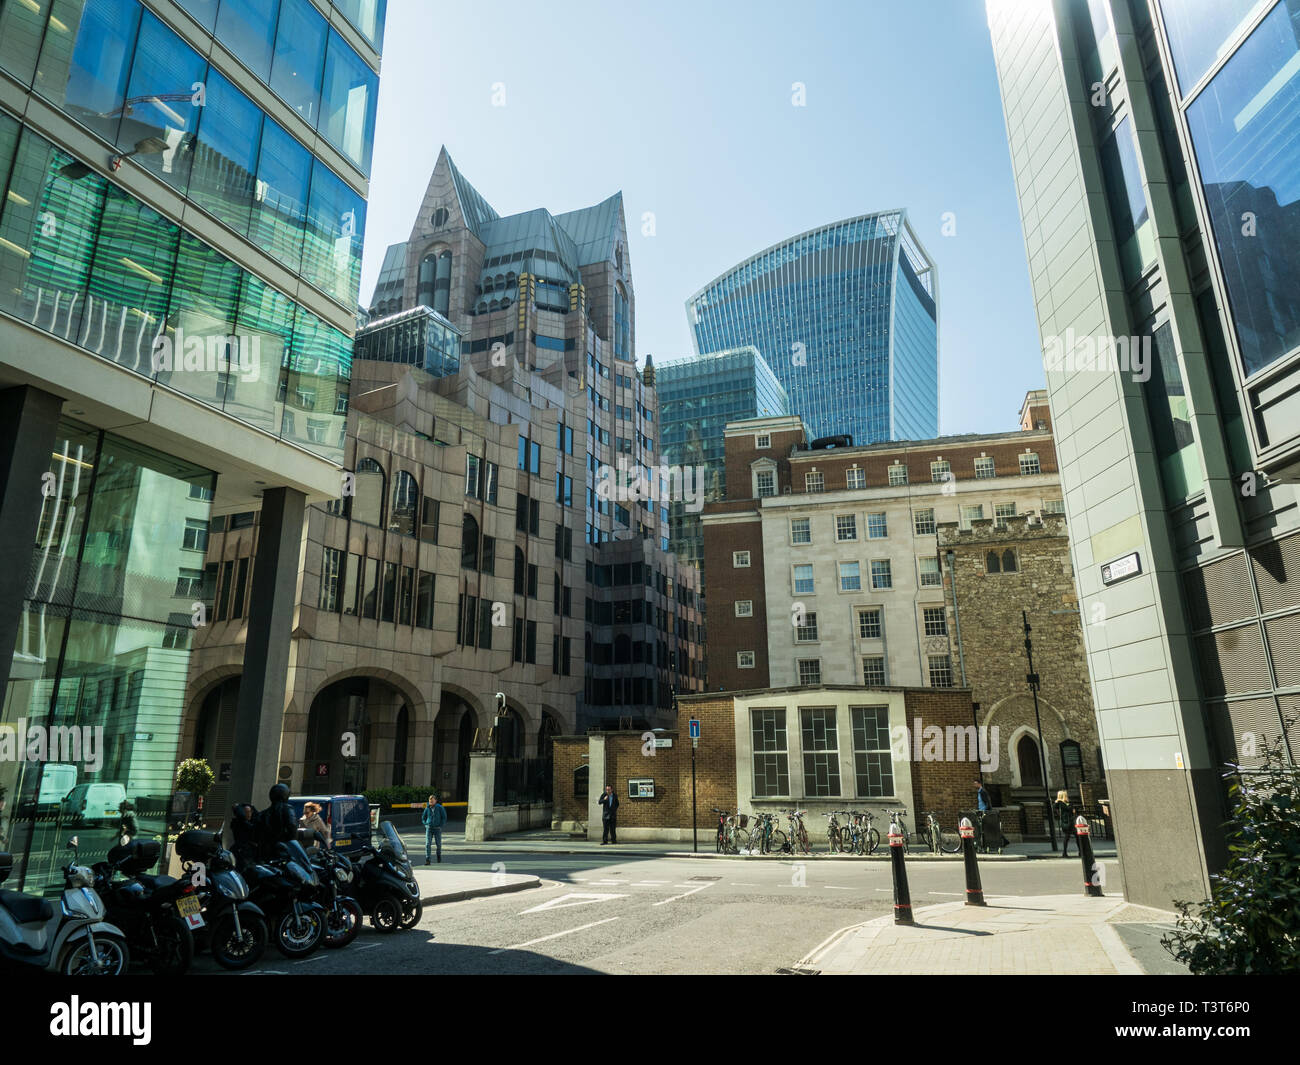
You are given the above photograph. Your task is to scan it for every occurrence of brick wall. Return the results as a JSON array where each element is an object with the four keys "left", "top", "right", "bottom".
[
  {"left": 700, "top": 510, "right": 769, "bottom": 690},
  {"left": 552, "top": 737, "right": 587, "bottom": 823},
  {"left": 903, "top": 688, "right": 989, "bottom": 833}
]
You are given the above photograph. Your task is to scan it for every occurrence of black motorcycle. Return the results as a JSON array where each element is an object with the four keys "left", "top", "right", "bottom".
[
  {"left": 242, "top": 838, "right": 327, "bottom": 957},
  {"left": 91, "top": 840, "right": 196, "bottom": 976},
  {"left": 304, "top": 831, "right": 362, "bottom": 949},
  {"left": 347, "top": 821, "right": 422, "bottom": 932},
  {"left": 177, "top": 828, "right": 268, "bottom": 971}
]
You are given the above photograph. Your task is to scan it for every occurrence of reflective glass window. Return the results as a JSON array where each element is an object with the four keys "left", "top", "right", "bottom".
[
  {"left": 216, "top": 0, "right": 280, "bottom": 81},
  {"left": 34, "top": 0, "right": 141, "bottom": 143},
  {"left": 333, "top": 0, "right": 387, "bottom": 48},
  {"left": 0, "top": 0, "right": 54, "bottom": 86},
  {"left": 319, "top": 28, "right": 377, "bottom": 173},
  {"left": 158, "top": 232, "right": 242, "bottom": 406},
  {"left": 1159, "top": 0, "right": 1272, "bottom": 95},
  {"left": 191, "top": 68, "right": 263, "bottom": 235},
  {"left": 284, "top": 307, "right": 350, "bottom": 463},
  {"left": 1098, "top": 117, "right": 1155, "bottom": 280},
  {"left": 270, "top": 0, "right": 326, "bottom": 125},
  {"left": 303, "top": 162, "right": 365, "bottom": 304},
  {"left": 175, "top": 0, "right": 219, "bottom": 31},
  {"left": 249, "top": 117, "right": 310, "bottom": 272},
  {"left": 1186, "top": 0, "right": 1300, "bottom": 377},
  {"left": 232, "top": 273, "right": 293, "bottom": 434}
]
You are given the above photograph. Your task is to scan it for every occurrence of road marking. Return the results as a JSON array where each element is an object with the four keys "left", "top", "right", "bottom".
[
  {"left": 294, "top": 953, "right": 330, "bottom": 963},
  {"left": 733, "top": 882, "right": 759, "bottom": 886},
  {"left": 489, "top": 916, "right": 621, "bottom": 954},
  {"left": 588, "top": 879, "right": 624, "bottom": 885},
  {"left": 654, "top": 882, "right": 716, "bottom": 906},
  {"left": 519, "top": 892, "right": 628, "bottom": 915},
  {"left": 928, "top": 892, "right": 964, "bottom": 897},
  {"left": 824, "top": 885, "right": 854, "bottom": 891},
  {"left": 633, "top": 879, "right": 669, "bottom": 885},
  {"left": 354, "top": 943, "right": 380, "bottom": 951}
]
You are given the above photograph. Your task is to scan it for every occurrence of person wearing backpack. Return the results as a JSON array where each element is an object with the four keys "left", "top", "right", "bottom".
[{"left": 422, "top": 794, "right": 447, "bottom": 864}]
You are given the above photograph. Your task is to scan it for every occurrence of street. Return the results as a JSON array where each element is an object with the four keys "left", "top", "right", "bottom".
[{"left": 197, "top": 848, "right": 1116, "bottom": 975}]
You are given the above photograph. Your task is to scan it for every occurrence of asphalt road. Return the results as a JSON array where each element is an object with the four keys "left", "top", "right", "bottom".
[{"left": 197, "top": 850, "right": 1118, "bottom": 975}]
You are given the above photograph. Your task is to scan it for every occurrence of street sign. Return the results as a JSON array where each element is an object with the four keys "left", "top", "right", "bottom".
[
  {"left": 689, "top": 718, "right": 700, "bottom": 739},
  {"left": 1101, "top": 551, "right": 1141, "bottom": 585},
  {"left": 653, "top": 737, "right": 672, "bottom": 748}
]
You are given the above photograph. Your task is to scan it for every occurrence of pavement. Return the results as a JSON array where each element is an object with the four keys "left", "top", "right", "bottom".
[
  {"left": 792, "top": 894, "right": 1185, "bottom": 975},
  {"left": 411, "top": 864, "right": 540, "bottom": 905}
]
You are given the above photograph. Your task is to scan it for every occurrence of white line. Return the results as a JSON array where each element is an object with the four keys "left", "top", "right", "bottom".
[
  {"left": 733, "top": 882, "right": 759, "bottom": 886},
  {"left": 654, "top": 882, "right": 716, "bottom": 906},
  {"left": 824, "top": 885, "right": 854, "bottom": 891},
  {"left": 488, "top": 916, "right": 621, "bottom": 954},
  {"left": 634, "top": 879, "right": 669, "bottom": 885},
  {"left": 294, "top": 953, "right": 330, "bottom": 963},
  {"left": 354, "top": 943, "right": 380, "bottom": 951}
]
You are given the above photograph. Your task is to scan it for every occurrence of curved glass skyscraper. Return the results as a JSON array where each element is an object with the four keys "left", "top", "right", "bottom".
[{"left": 685, "top": 211, "right": 939, "bottom": 445}]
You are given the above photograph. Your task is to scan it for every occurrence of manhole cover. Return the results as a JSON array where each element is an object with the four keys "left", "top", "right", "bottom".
[
  {"left": 774, "top": 966, "right": 820, "bottom": 975},
  {"left": 689, "top": 875, "right": 722, "bottom": 881}
]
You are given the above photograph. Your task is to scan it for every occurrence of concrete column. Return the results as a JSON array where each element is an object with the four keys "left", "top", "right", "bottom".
[
  {"left": 0, "top": 386, "right": 63, "bottom": 681},
  {"left": 587, "top": 734, "right": 606, "bottom": 842},
  {"left": 229, "top": 487, "right": 306, "bottom": 807},
  {"left": 464, "top": 750, "right": 496, "bottom": 842}
]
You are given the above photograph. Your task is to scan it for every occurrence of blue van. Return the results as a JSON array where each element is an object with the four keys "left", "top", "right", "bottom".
[{"left": 288, "top": 794, "right": 372, "bottom": 855}]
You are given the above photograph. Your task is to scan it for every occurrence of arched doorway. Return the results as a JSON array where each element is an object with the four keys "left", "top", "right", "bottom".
[
  {"left": 193, "top": 677, "right": 239, "bottom": 815},
  {"left": 1017, "top": 733, "right": 1044, "bottom": 787},
  {"left": 304, "top": 677, "right": 415, "bottom": 795}
]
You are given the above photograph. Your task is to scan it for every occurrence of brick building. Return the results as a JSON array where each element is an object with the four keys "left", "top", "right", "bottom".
[{"left": 553, "top": 685, "right": 986, "bottom": 842}]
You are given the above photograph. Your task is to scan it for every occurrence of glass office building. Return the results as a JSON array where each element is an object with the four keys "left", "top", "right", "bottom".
[
  {"left": 354, "top": 306, "right": 462, "bottom": 379},
  {"left": 987, "top": 0, "right": 1300, "bottom": 909},
  {"left": 656, "top": 347, "right": 790, "bottom": 569},
  {"left": 685, "top": 212, "right": 939, "bottom": 446},
  {"left": 0, "top": 0, "right": 384, "bottom": 890}
]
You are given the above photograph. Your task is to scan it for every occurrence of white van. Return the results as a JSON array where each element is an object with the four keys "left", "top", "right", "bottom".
[
  {"left": 16, "top": 762, "right": 77, "bottom": 817},
  {"left": 60, "top": 783, "right": 127, "bottom": 825}
]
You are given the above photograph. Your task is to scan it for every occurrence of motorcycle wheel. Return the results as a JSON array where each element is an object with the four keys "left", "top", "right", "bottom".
[
  {"left": 370, "top": 895, "right": 401, "bottom": 933},
  {"left": 149, "top": 915, "right": 195, "bottom": 977},
  {"left": 61, "top": 933, "right": 130, "bottom": 975},
  {"left": 274, "top": 908, "right": 324, "bottom": 958},
  {"left": 209, "top": 912, "right": 268, "bottom": 971},
  {"left": 323, "top": 898, "right": 363, "bottom": 948},
  {"left": 398, "top": 897, "right": 423, "bottom": 930}
]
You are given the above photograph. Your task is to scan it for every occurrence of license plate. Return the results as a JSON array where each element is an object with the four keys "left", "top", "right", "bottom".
[{"left": 176, "top": 895, "right": 201, "bottom": 917}]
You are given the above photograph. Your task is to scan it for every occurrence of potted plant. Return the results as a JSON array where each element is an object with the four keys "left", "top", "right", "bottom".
[{"left": 165, "top": 759, "right": 215, "bottom": 877}]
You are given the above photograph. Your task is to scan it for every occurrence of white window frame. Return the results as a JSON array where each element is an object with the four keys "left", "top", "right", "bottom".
[
  {"left": 797, "top": 658, "right": 822, "bottom": 686},
  {"left": 756, "top": 433, "right": 771, "bottom": 449},
  {"left": 1020, "top": 451, "right": 1041, "bottom": 475},
  {"left": 867, "top": 512, "right": 887, "bottom": 539},
  {"left": 805, "top": 470, "right": 824, "bottom": 493},
  {"left": 756, "top": 469, "right": 776, "bottom": 497},
  {"left": 913, "top": 508, "right": 936, "bottom": 535},
  {"left": 795, "top": 611, "right": 819, "bottom": 642},
  {"left": 835, "top": 514, "right": 858, "bottom": 542},
  {"left": 737, "top": 650, "right": 756, "bottom": 669},
  {"left": 735, "top": 599, "right": 754, "bottom": 617},
  {"left": 860, "top": 658, "right": 887, "bottom": 687},
  {"left": 888, "top": 464, "right": 908, "bottom": 486},
  {"left": 930, "top": 459, "right": 950, "bottom": 483},
  {"left": 922, "top": 606, "right": 948, "bottom": 636},
  {"left": 838, "top": 561, "right": 862, "bottom": 591},
  {"left": 857, "top": 607, "right": 882, "bottom": 639},
  {"left": 733, "top": 550, "right": 751, "bottom": 568},
  {"left": 846, "top": 467, "right": 866, "bottom": 490},
  {"left": 870, "top": 559, "right": 892, "bottom": 590},
  {"left": 959, "top": 504, "right": 984, "bottom": 529},
  {"left": 994, "top": 502, "right": 1017, "bottom": 528},
  {"left": 975, "top": 455, "right": 995, "bottom": 479},
  {"left": 793, "top": 564, "right": 815, "bottom": 596},
  {"left": 918, "top": 556, "right": 942, "bottom": 587},
  {"left": 790, "top": 517, "right": 812, "bottom": 545}
]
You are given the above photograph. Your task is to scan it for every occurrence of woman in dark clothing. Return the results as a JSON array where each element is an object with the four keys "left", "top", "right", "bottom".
[
  {"left": 1055, "top": 790, "right": 1077, "bottom": 857},
  {"left": 230, "top": 803, "right": 259, "bottom": 869}
]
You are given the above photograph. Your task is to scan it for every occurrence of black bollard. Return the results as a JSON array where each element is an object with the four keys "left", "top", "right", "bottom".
[
  {"left": 1075, "top": 815, "right": 1104, "bottom": 897},
  {"left": 889, "top": 820, "right": 914, "bottom": 925},
  {"left": 959, "top": 817, "right": 986, "bottom": 906}
]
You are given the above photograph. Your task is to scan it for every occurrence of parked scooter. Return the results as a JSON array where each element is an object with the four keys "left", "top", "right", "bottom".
[
  {"left": 347, "top": 821, "right": 422, "bottom": 932},
  {"left": 91, "top": 839, "right": 197, "bottom": 976},
  {"left": 242, "top": 837, "right": 327, "bottom": 957},
  {"left": 303, "top": 830, "right": 363, "bottom": 949},
  {"left": 0, "top": 837, "right": 129, "bottom": 974},
  {"left": 178, "top": 828, "right": 268, "bottom": 971}
]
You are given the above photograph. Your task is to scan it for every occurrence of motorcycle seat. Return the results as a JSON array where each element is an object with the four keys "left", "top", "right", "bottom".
[
  {"left": 141, "top": 874, "right": 180, "bottom": 892},
  {"left": 0, "top": 888, "right": 54, "bottom": 925}
]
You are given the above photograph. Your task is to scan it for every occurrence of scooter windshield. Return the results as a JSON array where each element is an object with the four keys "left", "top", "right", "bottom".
[{"left": 378, "top": 821, "right": 408, "bottom": 863}]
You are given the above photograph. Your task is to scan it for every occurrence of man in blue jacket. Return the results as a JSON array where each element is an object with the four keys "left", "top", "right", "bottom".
[{"left": 422, "top": 794, "right": 447, "bottom": 864}]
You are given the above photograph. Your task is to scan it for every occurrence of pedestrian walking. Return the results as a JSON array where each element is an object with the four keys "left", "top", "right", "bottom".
[
  {"left": 598, "top": 784, "right": 619, "bottom": 844},
  {"left": 1055, "top": 789, "right": 1077, "bottom": 857},
  {"left": 117, "top": 800, "right": 138, "bottom": 844},
  {"left": 422, "top": 794, "right": 446, "bottom": 864},
  {"left": 300, "top": 801, "right": 331, "bottom": 849}
]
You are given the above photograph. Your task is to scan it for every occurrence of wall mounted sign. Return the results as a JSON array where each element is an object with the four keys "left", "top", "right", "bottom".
[
  {"left": 1100, "top": 551, "right": 1141, "bottom": 585},
  {"left": 628, "top": 778, "right": 655, "bottom": 798}
]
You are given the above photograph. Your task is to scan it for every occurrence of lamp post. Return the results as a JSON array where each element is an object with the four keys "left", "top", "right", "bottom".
[{"left": 1022, "top": 610, "right": 1057, "bottom": 851}]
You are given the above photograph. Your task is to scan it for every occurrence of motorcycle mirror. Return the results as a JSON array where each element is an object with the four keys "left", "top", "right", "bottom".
[{"left": 67, "top": 836, "right": 79, "bottom": 849}]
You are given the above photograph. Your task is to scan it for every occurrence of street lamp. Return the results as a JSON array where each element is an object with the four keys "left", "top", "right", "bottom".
[{"left": 1022, "top": 610, "right": 1058, "bottom": 852}]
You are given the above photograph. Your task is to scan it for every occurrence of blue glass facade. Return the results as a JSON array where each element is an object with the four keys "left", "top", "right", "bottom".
[{"left": 686, "top": 212, "right": 938, "bottom": 446}]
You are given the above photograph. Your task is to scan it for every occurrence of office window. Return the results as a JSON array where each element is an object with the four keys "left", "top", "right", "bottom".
[
  {"left": 733, "top": 550, "right": 751, "bottom": 568},
  {"left": 913, "top": 508, "right": 936, "bottom": 535},
  {"left": 458, "top": 594, "right": 476, "bottom": 646},
  {"left": 801, "top": 708, "right": 840, "bottom": 797},
  {"left": 870, "top": 560, "right": 892, "bottom": 589},
  {"left": 846, "top": 468, "right": 866, "bottom": 489},
  {"left": 987, "top": 549, "right": 1020, "bottom": 574},
  {"left": 836, "top": 514, "right": 857, "bottom": 541},
  {"left": 857, "top": 608, "right": 882, "bottom": 639},
  {"left": 526, "top": 620, "right": 537, "bottom": 664},
  {"left": 861, "top": 657, "right": 887, "bottom": 686},
  {"left": 1019, "top": 452, "right": 1041, "bottom": 476},
  {"left": 381, "top": 562, "right": 397, "bottom": 622},
  {"left": 960, "top": 504, "right": 984, "bottom": 529},
  {"left": 805, "top": 471, "right": 824, "bottom": 493},
  {"left": 737, "top": 650, "right": 756, "bottom": 669},
  {"left": 465, "top": 454, "right": 481, "bottom": 499},
  {"left": 320, "top": 27, "right": 378, "bottom": 172},
  {"left": 399, "top": 566, "right": 414, "bottom": 626},
  {"left": 922, "top": 606, "right": 948, "bottom": 637},
  {"left": 852, "top": 706, "right": 894, "bottom": 797},
  {"left": 867, "top": 513, "right": 887, "bottom": 539},
  {"left": 756, "top": 470, "right": 776, "bottom": 497},
  {"left": 415, "top": 573, "right": 434, "bottom": 629},
  {"left": 795, "top": 611, "right": 819, "bottom": 642},
  {"left": 478, "top": 598, "right": 493, "bottom": 649},
  {"left": 318, "top": 548, "right": 342, "bottom": 611},
  {"left": 888, "top": 464, "right": 908, "bottom": 486},
  {"left": 735, "top": 600, "right": 754, "bottom": 618},
  {"left": 919, "top": 557, "right": 942, "bottom": 587},
  {"left": 930, "top": 460, "right": 950, "bottom": 483},
  {"left": 360, "top": 557, "right": 378, "bottom": 618},
  {"left": 512, "top": 618, "right": 524, "bottom": 663},
  {"left": 183, "top": 519, "right": 209, "bottom": 552},
  {"left": 1044, "top": 499, "right": 1066, "bottom": 515},
  {"left": 928, "top": 655, "right": 954, "bottom": 688},
  {"left": 791, "top": 517, "right": 811, "bottom": 544},
  {"left": 797, "top": 659, "right": 822, "bottom": 686},
  {"left": 838, "top": 561, "right": 861, "bottom": 591},
  {"left": 528, "top": 564, "right": 538, "bottom": 599},
  {"left": 481, "top": 535, "right": 495, "bottom": 576},
  {"left": 175, "top": 568, "right": 205, "bottom": 598},
  {"left": 975, "top": 456, "right": 995, "bottom": 479},
  {"left": 994, "top": 502, "right": 1017, "bottom": 528},
  {"left": 751, "top": 708, "right": 789, "bottom": 796},
  {"left": 793, "top": 564, "right": 815, "bottom": 595},
  {"left": 461, "top": 514, "right": 479, "bottom": 570},
  {"left": 756, "top": 433, "right": 771, "bottom": 448}
]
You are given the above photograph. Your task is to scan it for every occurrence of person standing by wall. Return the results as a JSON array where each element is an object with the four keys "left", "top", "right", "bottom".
[
  {"left": 1055, "top": 789, "right": 1077, "bottom": 858},
  {"left": 422, "top": 794, "right": 447, "bottom": 864},
  {"left": 598, "top": 784, "right": 619, "bottom": 845}
]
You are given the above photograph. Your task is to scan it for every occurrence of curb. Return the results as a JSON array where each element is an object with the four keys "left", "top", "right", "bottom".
[{"left": 418, "top": 875, "right": 542, "bottom": 906}]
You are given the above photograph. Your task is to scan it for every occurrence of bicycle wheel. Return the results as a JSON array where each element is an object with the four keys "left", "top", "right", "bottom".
[
  {"left": 939, "top": 829, "right": 961, "bottom": 854},
  {"left": 715, "top": 829, "right": 725, "bottom": 854},
  {"left": 768, "top": 829, "right": 788, "bottom": 854},
  {"left": 797, "top": 825, "right": 811, "bottom": 855},
  {"left": 867, "top": 828, "right": 881, "bottom": 854},
  {"left": 733, "top": 828, "right": 749, "bottom": 853},
  {"left": 826, "top": 829, "right": 839, "bottom": 853}
]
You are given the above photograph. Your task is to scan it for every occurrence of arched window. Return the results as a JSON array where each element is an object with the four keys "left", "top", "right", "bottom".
[
  {"left": 391, "top": 471, "right": 419, "bottom": 535},
  {"left": 986, "top": 550, "right": 1001, "bottom": 574},
  {"left": 353, "top": 457, "right": 386, "bottom": 527},
  {"left": 1002, "top": 549, "right": 1019, "bottom": 573},
  {"left": 434, "top": 251, "right": 452, "bottom": 316},
  {"left": 513, "top": 547, "right": 526, "bottom": 595},
  {"left": 417, "top": 254, "right": 437, "bottom": 307},
  {"left": 461, "top": 513, "right": 480, "bottom": 570}
]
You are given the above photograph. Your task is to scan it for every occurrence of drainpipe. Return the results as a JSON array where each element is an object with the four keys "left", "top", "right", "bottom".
[{"left": 945, "top": 549, "right": 968, "bottom": 688}]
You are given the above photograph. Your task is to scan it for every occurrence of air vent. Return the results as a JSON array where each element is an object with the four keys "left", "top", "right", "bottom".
[
  {"left": 1197, "top": 623, "right": 1268, "bottom": 697},
  {"left": 1251, "top": 533, "right": 1300, "bottom": 615},
  {"left": 1184, "top": 554, "right": 1255, "bottom": 631}
]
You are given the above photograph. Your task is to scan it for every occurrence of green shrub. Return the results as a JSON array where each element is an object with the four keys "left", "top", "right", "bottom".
[
  {"left": 175, "top": 758, "right": 215, "bottom": 797},
  {"left": 362, "top": 785, "right": 439, "bottom": 807},
  {"left": 1162, "top": 736, "right": 1300, "bottom": 974}
]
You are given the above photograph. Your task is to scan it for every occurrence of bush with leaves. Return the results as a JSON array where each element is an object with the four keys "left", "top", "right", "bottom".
[
  {"left": 1162, "top": 736, "right": 1300, "bottom": 974},
  {"left": 175, "top": 758, "right": 215, "bottom": 797}
]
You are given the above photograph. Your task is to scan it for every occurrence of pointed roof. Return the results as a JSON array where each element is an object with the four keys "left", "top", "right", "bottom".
[
  {"left": 555, "top": 192, "right": 624, "bottom": 266},
  {"left": 441, "top": 148, "right": 499, "bottom": 237}
]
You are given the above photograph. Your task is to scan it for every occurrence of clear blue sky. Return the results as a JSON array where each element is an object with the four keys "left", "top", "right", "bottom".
[{"left": 360, "top": 0, "right": 1044, "bottom": 436}]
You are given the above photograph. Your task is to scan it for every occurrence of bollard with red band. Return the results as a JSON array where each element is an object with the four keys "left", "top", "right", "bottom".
[
  {"left": 889, "top": 820, "right": 914, "bottom": 925},
  {"left": 1075, "top": 815, "right": 1103, "bottom": 897},
  {"left": 959, "top": 817, "right": 986, "bottom": 906}
]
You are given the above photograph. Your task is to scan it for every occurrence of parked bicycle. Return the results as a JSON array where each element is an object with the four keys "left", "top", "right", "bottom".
[
  {"left": 747, "top": 811, "right": 783, "bottom": 855},
  {"left": 923, "top": 811, "right": 962, "bottom": 854},
  {"left": 712, "top": 808, "right": 749, "bottom": 855},
  {"left": 781, "top": 810, "right": 811, "bottom": 856},
  {"left": 825, "top": 811, "right": 844, "bottom": 853},
  {"left": 843, "top": 810, "right": 880, "bottom": 855}
]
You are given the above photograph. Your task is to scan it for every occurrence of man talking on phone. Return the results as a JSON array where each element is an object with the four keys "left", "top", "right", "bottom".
[{"left": 598, "top": 783, "right": 619, "bottom": 845}]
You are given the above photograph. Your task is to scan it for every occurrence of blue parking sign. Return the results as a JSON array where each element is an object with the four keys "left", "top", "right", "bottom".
[{"left": 689, "top": 718, "right": 700, "bottom": 739}]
